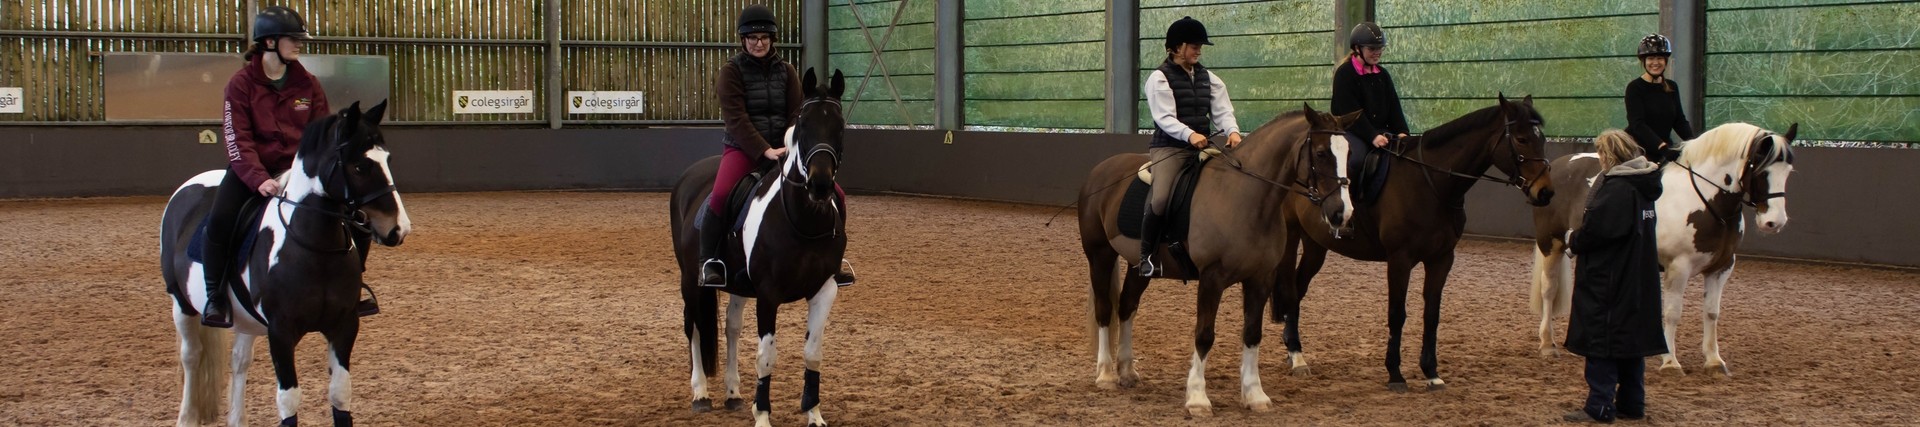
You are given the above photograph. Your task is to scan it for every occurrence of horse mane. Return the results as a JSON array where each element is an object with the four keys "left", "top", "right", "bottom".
[
  {"left": 1418, "top": 102, "right": 1541, "bottom": 146},
  {"left": 1251, "top": 109, "right": 1312, "bottom": 135},
  {"left": 1675, "top": 122, "right": 1765, "bottom": 166},
  {"left": 295, "top": 112, "right": 341, "bottom": 160}
]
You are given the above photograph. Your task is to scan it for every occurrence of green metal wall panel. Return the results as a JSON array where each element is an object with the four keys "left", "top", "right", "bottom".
[
  {"left": 1136, "top": 0, "right": 1334, "bottom": 131},
  {"left": 1706, "top": 1, "right": 1919, "bottom": 142},
  {"left": 828, "top": 0, "right": 937, "bottom": 127},
  {"left": 1379, "top": 0, "right": 1656, "bottom": 26},
  {"left": 963, "top": 1, "right": 1107, "bottom": 129}
]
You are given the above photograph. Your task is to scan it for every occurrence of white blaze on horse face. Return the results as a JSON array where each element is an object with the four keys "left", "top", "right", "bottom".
[
  {"left": 365, "top": 146, "right": 412, "bottom": 242},
  {"left": 1755, "top": 154, "right": 1792, "bottom": 234},
  {"left": 1329, "top": 133, "right": 1354, "bottom": 223}
]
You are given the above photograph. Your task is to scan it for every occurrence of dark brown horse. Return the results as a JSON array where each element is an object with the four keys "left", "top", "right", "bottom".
[
  {"left": 1271, "top": 95, "right": 1554, "bottom": 392},
  {"left": 1079, "top": 106, "right": 1357, "bottom": 416}
]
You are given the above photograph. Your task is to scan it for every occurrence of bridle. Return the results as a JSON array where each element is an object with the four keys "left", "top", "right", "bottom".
[
  {"left": 1390, "top": 114, "right": 1550, "bottom": 205},
  {"left": 1673, "top": 132, "right": 1789, "bottom": 224},
  {"left": 272, "top": 122, "right": 396, "bottom": 251},
  {"left": 779, "top": 96, "right": 845, "bottom": 240},
  {"left": 1212, "top": 128, "right": 1351, "bottom": 205}
]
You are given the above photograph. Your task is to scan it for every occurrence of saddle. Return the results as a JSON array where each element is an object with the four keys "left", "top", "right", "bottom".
[
  {"left": 1118, "top": 153, "right": 1207, "bottom": 275},
  {"left": 695, "top": 163, "right": 775, "bottom": 234},
  {"left": 1348, "top": 134, "right": 1393, "bottom": 206},
  {"left": 173, "top": 198, "right": 269, "bottom": 320}
]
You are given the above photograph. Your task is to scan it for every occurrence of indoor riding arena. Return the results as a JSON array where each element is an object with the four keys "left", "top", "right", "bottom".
[{"left": 3, "top": 1, "right": 1916, "bottom": 426}]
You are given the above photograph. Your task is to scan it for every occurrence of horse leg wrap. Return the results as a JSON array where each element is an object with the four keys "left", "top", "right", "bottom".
[
  {"left": 332, "top": 407, "right": 353, "bottom": 426},
  {"left": 755, "top": 376, "right": 772, "bottom": 413},
  {"left": 798, "top": 369, "right": 821, "bottom": 413},
  {"left": 279, "top": 415, "right": 298, "bottom": 426}
]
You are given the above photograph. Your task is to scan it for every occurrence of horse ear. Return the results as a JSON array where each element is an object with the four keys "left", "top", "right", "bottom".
[
  {"left": 1783, "top": 123, "right": 1799, "bottom": 141},
  {"left": 339, "top": 101, "right": 363, "bottom": 128},
  {"left": 1522, "top": 94, "right": 1534, "bottom": 107},
  {"left": 365, "top": 99, "right": 388, "bottom": 126},
  {"left": 802, "top": 67, "right": 820, "bottom": 99},
  {"left": 1335, "top": 109, "right": 1364, "bottom": 129},
  {"left": 830, "top": 69, "right": 846, "bottom": 100},
  {"left": 1497, "top": 92, "right": 1509, "bottom": 106}
]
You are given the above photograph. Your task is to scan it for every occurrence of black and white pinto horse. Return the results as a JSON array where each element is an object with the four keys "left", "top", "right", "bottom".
[
  {"left": 671, "top": 69, "right": 848, "bottom": 427},
  {"left": 1531, "top": 122, "right": 1795, "bottom": 376},
  {"left": 161, "top": 101, "right": 409, "bottom": 426}
]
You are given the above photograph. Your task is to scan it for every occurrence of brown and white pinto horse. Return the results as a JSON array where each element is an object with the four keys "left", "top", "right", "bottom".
[
  {"left": 1079, "top": 106, "right": 1357, "bottom": 416},
  {"left": 1530, "top": 122, "right": 1796, "bottom": 376},
  {"left": 1272, "top": 95, "right": 1554, "bottom": 392}
]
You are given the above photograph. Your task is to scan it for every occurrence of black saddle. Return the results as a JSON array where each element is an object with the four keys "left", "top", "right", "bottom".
[
  {"left": 1348, "top": 135, "right": 1393, "bottom": 206},
  {"left": 696, "top": 164, "right": 775, "bottom": 233},
  {"left": 1118, "top": 155, "right": 1205, "bottom": 273},
  {"left": 173, "top": 198, "right": 268, "bottom": 318}
]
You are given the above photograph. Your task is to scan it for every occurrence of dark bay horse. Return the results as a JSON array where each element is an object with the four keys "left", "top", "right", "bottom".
[
  {"left": 1272, "top": 95, "right": 1554, "bottom": 392},
  {"left": 671, "top": 69, "right": 847, "bottom": 427},
  {"left": 1079, "top": 106, "right": 1358, "bottom": 416},
  {"left": 1530, "top": 123, "right": 1796, "bottom": 376},
  {"left": 162, "top": 101, "right": 410, "bottom": 426}
]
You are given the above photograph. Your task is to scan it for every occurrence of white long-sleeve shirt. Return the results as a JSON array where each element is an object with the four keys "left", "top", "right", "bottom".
[{"left": 1145, "top": 67, "right": 1239, "bottom": 142}]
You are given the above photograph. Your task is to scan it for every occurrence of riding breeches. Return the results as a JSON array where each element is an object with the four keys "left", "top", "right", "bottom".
[
  {"left": 1146, "top": 147, "right": 1195, "bottom": 215},
  {"left": 709, "top": 145, "right": 849, "bottom": 215},
  {"left": 206, "top": 169, "right": 265, "bottom": 257}
]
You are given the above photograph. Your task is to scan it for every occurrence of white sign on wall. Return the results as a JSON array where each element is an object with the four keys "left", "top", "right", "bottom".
[
  {"left": 452, "top": 90, "right": 534, "bottom": 114},
  {"left": 0, "top": 88, "right": 23, "bottom": 114},
  {"left": 567, "top": 91, "right": 646, "bottom": 115}
]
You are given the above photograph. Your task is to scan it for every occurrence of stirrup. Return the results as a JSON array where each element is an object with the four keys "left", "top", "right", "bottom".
[
  {"left": 1136, "top": 255, "right": 1160, "bottom": 278},
  {"left": 699, "top": 259, "right": 728, "bottom": 288},
  {"left": 833, "top": 259, "right": 856, "bottom": 287},
  {"left": 356, "top": 283, "right": 380, "bottom": 317}
]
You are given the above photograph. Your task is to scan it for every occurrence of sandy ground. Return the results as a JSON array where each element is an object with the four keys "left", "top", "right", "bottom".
[{"left": 1, "top": 192, "right": 1915, "bottom": 426}]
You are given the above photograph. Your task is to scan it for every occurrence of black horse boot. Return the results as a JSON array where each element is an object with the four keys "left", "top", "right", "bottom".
[
  {"left": 1137, "top": 212, "right": 1165, "bottom": 277},
  {"left": 200, "top": 238, "right": 234, "bottom": 328},
  {"left": 698, "top": 209, "right": 729, "bottom": 287}
]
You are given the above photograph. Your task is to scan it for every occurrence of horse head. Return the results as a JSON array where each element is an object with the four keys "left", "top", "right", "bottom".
[
  {"left": 1747, "top": 123, "right": 1796, "bottom": 233},
  {"left": 1496, "top": 93, "right": 1554, "bottom": 207},
  {"left": 296, "top": 100, "right": 411, "bottom": 246},
  {"left": 1300, "top": 104, "right": 1362, "bottom": 236},
  {"left": 791, "top": 68, "right": 847, "bottom": 200}
]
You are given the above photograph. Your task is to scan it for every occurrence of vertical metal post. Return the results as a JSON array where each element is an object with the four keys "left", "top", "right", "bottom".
[
  {"left": 803, "top": 0, "right": 828, "bottom": 75},
  {"left": 546, "top": 0, "right": 563, "bottom": 129},
  {"left": 934, "top": 0, "right": 963, "bottom": 130},
  {"left": 1105, "top": 0, "right": 1138, "bottom": 134},
  {"left": 245, "top": 0, "right": 258, "bottom": 46},
  {"left": 1333, "top": 0, "right": 1374, "bottom": 61},
  {"left": 1662, "top": 0, "right": 1707, "bottom": 135}
]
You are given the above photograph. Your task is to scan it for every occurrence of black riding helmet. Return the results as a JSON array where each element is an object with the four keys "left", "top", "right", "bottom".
[
  {"left": 1638, "top": 34, "right": 1673, "bottom": 58},
  {"left": 1349, "top": 22, "right": 1385, "bottom": 49},
  {"left": 738, "top": 5, "right": 778, "bottom": 36},
  {"left": 253, "top": 6, "right": 310, "bottom": 42},
  {"left": 1164, "top": 16, "right": 1212, "bottom": 50}
]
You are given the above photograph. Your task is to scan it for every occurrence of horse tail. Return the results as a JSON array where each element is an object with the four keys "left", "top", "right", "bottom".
[{"left": 173, "top": 309, "right": 231, "bottom": 425}]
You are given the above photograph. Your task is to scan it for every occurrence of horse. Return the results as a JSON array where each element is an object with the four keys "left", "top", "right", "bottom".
[
  {"left": 1271, "top": 94, "right": 1554, "bottom": 392},
  {"left": 161, "top": 101, "right": 410, "bottom": 427},
  {"left": 1079, "top": 106, "right": 1359, "bottom": 416},
  {"left": 671, "top": 68, "right": 848, "bottom": 427},
  {"left": 1529, "top": 122, "right": 1796, "bottom": 376}
]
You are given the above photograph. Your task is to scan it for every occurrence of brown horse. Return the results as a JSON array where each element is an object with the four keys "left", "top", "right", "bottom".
[
  {"left": 1271, "top": 95, "right": 1554, "bottom": 392},
  {"left": 1079, "top": 106, "right": 1358, "bottom": 416}
]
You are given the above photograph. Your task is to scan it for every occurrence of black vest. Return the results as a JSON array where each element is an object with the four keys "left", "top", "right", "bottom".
[
  {"left": 727, "top": 53, "right": 792, "bottom": 148},
  {"left": 1151, "top": 60, "right": 1213, "bottom": 149}
]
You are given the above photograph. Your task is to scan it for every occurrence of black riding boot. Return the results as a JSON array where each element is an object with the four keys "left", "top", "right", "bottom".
[
  {"left": 698, "top": 210, "right": 729, "bottom": 287},
  {"left": 1138, "top": 212, "right": 1165, "bottom": 277},
  {"left": 200, "top": 238, "right": 233, "bottom": 328}
]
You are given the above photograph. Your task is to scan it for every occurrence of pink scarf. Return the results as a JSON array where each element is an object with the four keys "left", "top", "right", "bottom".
[{"left": 1351, "top": 56, "right": 1381, "bottom": 75}]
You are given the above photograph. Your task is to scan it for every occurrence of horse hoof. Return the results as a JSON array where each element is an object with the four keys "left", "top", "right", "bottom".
[
  {"left": 1290, "top": 365, "right": 1313, "bottom": 377},
  {"left": 1118, "top": 375, "right": 1140, "bottom": 389},
  {"left": 1096, "top": 377, "right": 1119, "bottom": 390},
  {"left": 1245, "top": 398, "right": 1273, "bottom": 412},
  {"left": 1425, "top": 379, "right": 1447, "bottom": 392},
  {"left": 1185, "top": 403, "right": 1214, "bottom": 418},
  {"left": 1539, "top": 347, "right": 1562, "bottom": 358},
  {"left": 1658, "top": 364, "right": 1685, "bottom": 376},
  {"left": 808, "top": 423, "right": 829, "bottom": 427},
  {"left": 1708, "top": 364, "right": 1732, "bottom": 378},
  {"left": 1386, "top": 382, "right": 1409, "bottom": 393},
  {"left": 725, "top": 398, "right": 746, "bottom": 411},
  {"left": 692, "top": 398, "right": 714, "bottom": 413}
]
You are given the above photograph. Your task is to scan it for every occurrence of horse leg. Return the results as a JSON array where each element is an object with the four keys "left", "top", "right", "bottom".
[
  {"left": 801, "top": 280, "right": 840, "bottom": 427},
  {"left": 1657, "top": 262, "right": 1691, "bottom": 375},
  {"left": 1418, "top": 252, "right": 1454, "bottom": 392},
  {"left": 228, "top": 333, "right": 258, "bottom": 427},
  {"left": 267, "top": 331, "right": 305, "bottom": 426},
  {"left": 1115, "top": 267, "right": 1150, "bottom": 388},
  {"left": 1702, "top": 261, "right": 1734, "bottom": 377},
  {"left": 172, "top": 307, "right": 230, "bottom": 427},
  {"left": 1284, "top": 238, "right": 1328, "bottom": 377},
  {"left": 1531, "top": 243, "right": 1570, "bottom": 357},
  {"left": 1384, "top": 257, "right": 1415, "bottom": 392},
  {"left": 321, "top": 322, "right": 359, "bottom": 427},
  {"left": 1087, "top": 252, "right": 1121, "bottom": 389},
  {"left": 684, "top": 285, "right": 719, "bottom": 412},
  {"left": 1239, "top": 276, "right": 1274, "bottom": 412},
  {"left": 752, "top": 299, "right": 780, "bottom": 427},
  {"left": 724, "top": 294, "right": 749, "bottom": 410},
  {"left": 1184, "top": 281, "right": 1226, "bottom": 417}
]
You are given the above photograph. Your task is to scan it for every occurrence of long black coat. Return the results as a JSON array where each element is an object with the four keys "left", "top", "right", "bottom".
[{"left": 1565, "top": 157, "right": 1669, "bottom": 359}]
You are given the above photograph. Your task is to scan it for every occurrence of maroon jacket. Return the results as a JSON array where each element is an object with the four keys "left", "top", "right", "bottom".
[{"left": 222, "top": 54, "right": 329, "bottom": 190}]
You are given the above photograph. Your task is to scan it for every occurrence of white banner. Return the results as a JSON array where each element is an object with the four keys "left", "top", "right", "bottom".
[
  {"left": 567, "top": 91, "right": 646, "bottom": 115},
  {"left": 452, "top": 90, "right": 534, "bottom": 114},
  {"left": 0, "top": 87, "right": 23, "bottom": 114}
]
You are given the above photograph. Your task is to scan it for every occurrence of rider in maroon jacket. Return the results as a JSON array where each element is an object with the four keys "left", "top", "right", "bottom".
[{"left": 200, "top": 6, "right": 332, "bottom": 328}]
